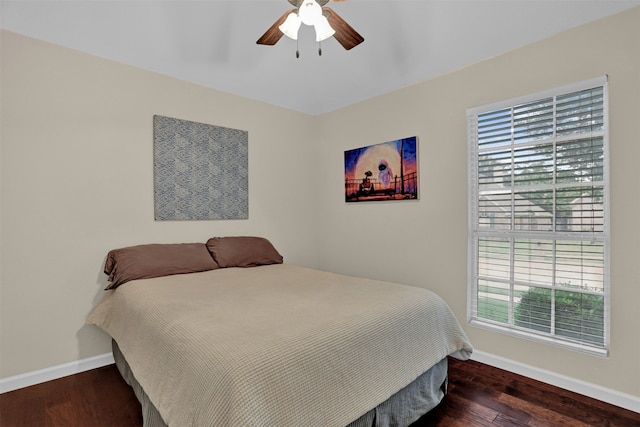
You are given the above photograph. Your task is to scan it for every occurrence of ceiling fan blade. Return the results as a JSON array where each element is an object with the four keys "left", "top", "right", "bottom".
[
  {"left": 256, "top": 9, "right": 294, "bottom": 45},
  {"left": 322, "top": 7, "right": 364, "bottom": 50}
]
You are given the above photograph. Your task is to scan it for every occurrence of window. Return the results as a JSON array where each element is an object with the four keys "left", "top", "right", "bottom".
[{"left": 467, "top": 77, "right": 609, "bottom": 356}]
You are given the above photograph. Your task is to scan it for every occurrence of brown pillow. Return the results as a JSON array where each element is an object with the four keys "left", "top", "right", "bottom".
[
  {"left": 206, "top": 236, "right": 283, "bottom": 268},
  {"left": 104, "top": 243, "right": 219, "bottom": 289}
]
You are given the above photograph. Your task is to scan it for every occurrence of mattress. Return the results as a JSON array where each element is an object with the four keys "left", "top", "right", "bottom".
[
  {"left": 112, "top": 340, "right": 449, "bottom": 427},
  {"left": 87, "top": 264, "right": 472, "bottom": 426}
]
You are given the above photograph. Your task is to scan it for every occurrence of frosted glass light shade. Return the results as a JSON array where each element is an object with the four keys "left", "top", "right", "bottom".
[
  {"left": 279, "top": 13, "right": 302, "bottom": 40},
  {"left": 299, "top": 0, "right": 322, "bottom": 26},
  {"left": 314, "top": 16, "right": 335, "bottom": 42}
]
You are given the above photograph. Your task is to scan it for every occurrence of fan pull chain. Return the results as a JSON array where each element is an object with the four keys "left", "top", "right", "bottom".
[
  {"left": 318, "top": 40, "right": 322, "bottom": 56},
  {"left": 296, "top": 38, "right": 300, "bottom": 58}
]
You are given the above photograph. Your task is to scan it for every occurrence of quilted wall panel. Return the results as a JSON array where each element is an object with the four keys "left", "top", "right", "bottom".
[{"left": 153, "top": 115, "right": 248, "bottom": 220}]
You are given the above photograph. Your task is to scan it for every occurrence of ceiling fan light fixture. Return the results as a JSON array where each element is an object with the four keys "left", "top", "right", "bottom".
[
  {"left": 314, "top": 15, "right": 335, "bottom": 42},
  {"left": 278, "top": 12, "right": 301, "bottom": 40},
  {"left": 257, "top": 0, "right": 364, "bottom": 54},
  {"left": 299, "top": 0, "right": 322, "bottom": 26}
]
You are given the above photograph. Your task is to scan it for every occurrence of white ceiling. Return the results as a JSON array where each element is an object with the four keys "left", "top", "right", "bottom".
[{"left": 2, "top": 0, "right": 639, "bottom": 115}]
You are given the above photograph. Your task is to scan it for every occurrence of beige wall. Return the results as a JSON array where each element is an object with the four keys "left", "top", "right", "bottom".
[
  {"left": 0, "top": 30, "right": 321, "bottom": 378},
  {"left": 314, "top": 7, "right": 639, "bottom": 398},
  {"left": 2, "top": 7, "right": 639, "bottom": 400}
]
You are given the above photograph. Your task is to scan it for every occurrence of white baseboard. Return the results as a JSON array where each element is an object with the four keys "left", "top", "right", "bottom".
[
  {"left": 0, "top": 352, "right": 114, "bottom": 394},
  {"left": 471, "top": 350, "right": 640, "bottom": 413},
  {"left": 3, "top": 350, "right": 639, "bottom": 414}
]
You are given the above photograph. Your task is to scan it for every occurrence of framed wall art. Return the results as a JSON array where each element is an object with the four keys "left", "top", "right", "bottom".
[
  {"left": 153, "top": 115, "right": 248, "bottom": 220},
  {"left": 344, "top": 136, "right": 418, "bottom": 203}
]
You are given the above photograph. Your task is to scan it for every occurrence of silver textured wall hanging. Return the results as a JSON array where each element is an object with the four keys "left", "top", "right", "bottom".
[{"left": 153, "top": 115, "right": 248, "bottom": 220}]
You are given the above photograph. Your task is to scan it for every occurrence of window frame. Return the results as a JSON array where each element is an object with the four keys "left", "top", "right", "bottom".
[{"left": 466, "top": 76, "right": 610, "bottom": 357}]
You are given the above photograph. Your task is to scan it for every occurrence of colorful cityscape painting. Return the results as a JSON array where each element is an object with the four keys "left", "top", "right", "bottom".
[{"left": 344, "top": 136, "right": 418, "bottom": 202}]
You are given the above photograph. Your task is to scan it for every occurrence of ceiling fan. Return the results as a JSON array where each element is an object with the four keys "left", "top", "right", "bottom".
[{"left": 257, "top": 0, "right": 364, "bottom": 57}]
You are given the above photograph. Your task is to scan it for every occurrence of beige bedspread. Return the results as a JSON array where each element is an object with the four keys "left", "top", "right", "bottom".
[{"left": 87, "top": 264, "right": 472, "bottom": 427}]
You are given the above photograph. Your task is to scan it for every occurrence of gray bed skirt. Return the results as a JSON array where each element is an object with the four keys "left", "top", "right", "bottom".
[{"left": 112, "top": 340, "right": 447, "bottom": 427}]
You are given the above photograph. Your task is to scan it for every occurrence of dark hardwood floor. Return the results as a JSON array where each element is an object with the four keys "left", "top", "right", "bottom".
[
  {"left": 413, "top": 359, "right": 639, "bottom": 427},
  {"left": 1, "top": 358, "right": 638, "bottom": 426}
]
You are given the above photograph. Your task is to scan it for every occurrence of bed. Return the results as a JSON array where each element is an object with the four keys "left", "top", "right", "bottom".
[{"left": 87, "top": 237, "right": 473, "bottom": 427}]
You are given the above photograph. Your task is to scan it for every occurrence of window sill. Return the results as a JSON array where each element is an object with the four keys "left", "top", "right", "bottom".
[{"left": 469, "top": 318, "right": 609, "bottom": 358}]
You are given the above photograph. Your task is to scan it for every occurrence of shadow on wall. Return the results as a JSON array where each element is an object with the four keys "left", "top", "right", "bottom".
[{"left": 76, "top": 256, "right": 112, "bottom": 359}]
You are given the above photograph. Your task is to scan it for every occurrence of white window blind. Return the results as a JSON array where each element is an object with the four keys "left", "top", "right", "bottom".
[{"left": 467, "top": 77, "right": 609, "bottom": 356}]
